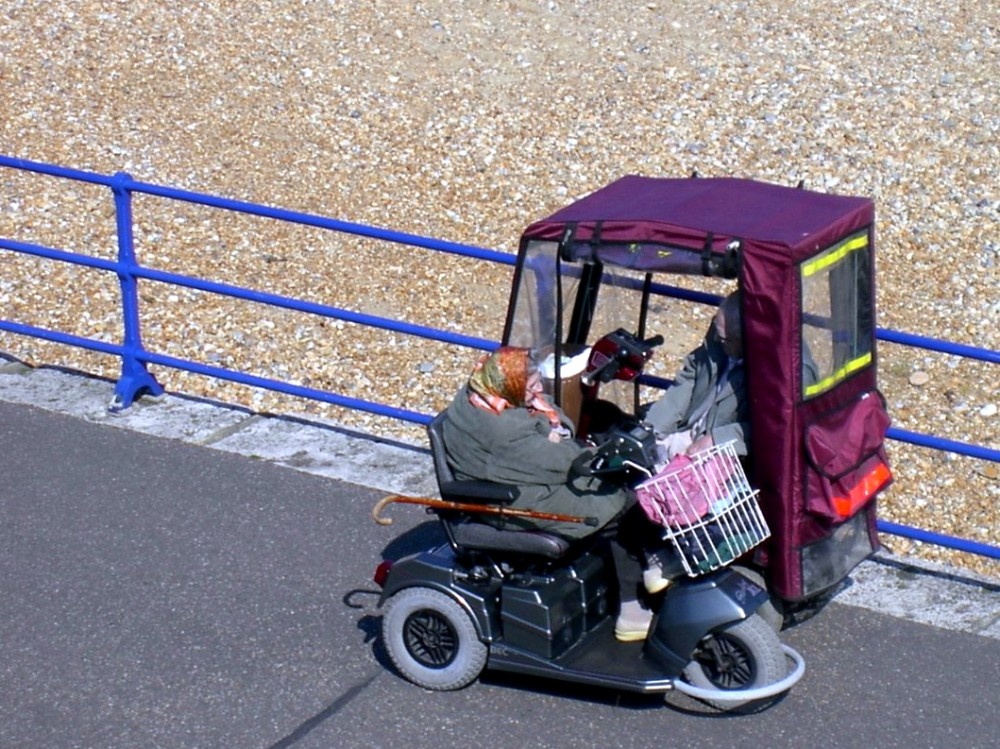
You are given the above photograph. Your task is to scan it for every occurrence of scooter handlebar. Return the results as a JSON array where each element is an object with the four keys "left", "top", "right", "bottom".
[{"left": 582, "top": 329, "right": 665, "bottom": 387}]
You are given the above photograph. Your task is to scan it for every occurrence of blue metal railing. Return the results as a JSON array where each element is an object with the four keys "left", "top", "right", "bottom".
[
  {"left": 1, "top": 154, "right": 998, "bottom": 561},
  {"left": 0, "top": 155, "right": 507, "bottom": 421}
]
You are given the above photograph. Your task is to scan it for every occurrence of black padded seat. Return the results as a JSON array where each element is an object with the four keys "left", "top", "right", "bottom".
[
  {"left": 427, "top": 412, "right": 571, "bottom": 559},
  {"left": 449, "top": 520, "right": 571, "bottom": 558}
]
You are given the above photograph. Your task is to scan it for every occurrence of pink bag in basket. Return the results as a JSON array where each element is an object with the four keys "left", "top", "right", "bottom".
[{"left": 635, "top": 452, "right": 738, "bottom": 528}]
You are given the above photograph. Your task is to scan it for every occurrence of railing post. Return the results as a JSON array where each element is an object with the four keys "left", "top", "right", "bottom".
[{"left": 110, "top": 171, "right": 163, "bottom": 411}]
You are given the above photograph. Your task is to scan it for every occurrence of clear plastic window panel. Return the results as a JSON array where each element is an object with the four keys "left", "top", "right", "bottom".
[
  {"left": 582, "top": 266, "right": 647, "bottom": 413},
  {"left": 506, "top": 241, "right": 575, "bottom": 351},
  {"left": 800, "top": 230, "right": 874, "bottom": 398}
]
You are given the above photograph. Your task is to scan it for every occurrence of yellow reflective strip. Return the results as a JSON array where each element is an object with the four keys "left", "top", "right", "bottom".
[
  {"left": 801, "top": 233, "right": 869, "bottom": 278},
  {"left": 804, "top": 351, "right": 873, "bottom": 397}
]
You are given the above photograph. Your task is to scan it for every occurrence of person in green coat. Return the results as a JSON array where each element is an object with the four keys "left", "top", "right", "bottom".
[
  {"left": 442, "top": 346, "right": 661, "bottom": 641},
  {"left": 442, "top": 348, "right": 627, "bottom": 538}
]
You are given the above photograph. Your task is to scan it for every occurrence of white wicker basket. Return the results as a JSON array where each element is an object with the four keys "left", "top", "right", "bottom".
[{"left": 634, "top": 441, "right": 770, "bottom": 576}]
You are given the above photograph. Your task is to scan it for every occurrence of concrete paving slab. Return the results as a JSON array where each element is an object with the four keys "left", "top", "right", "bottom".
[
  {"left": 0, "top": 362, "right": 438, "bottom": 498},
  {"left": 207, "top": 411, "right": 439, "bottom": 499},
  {"left": 0, "top": 362, "right": 249, "bottom": 443},
  {"left": 836, "top": 552, "right": 1000, "bottom": 638}
]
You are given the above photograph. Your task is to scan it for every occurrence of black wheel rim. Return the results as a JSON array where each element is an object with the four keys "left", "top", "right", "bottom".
[
  {"left": 402, "top": 608, "right": 459, "bottom": 669},
  {"left": 695, "top": 634, "right": 757, "bottom": 690}
]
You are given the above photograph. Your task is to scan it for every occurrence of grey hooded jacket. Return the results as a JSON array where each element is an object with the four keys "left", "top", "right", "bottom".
[{"left": 645, "top": 331, "right": 750, "bottom": 455}]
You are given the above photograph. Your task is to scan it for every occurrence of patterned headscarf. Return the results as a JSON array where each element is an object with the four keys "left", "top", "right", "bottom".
[{"left": 467, "top": 347, "right": 561, "bottom": 427}]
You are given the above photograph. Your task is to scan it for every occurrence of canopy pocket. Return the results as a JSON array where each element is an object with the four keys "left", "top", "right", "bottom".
[{"left": 804, "top": 391, "right": 892, "bottom": 521}]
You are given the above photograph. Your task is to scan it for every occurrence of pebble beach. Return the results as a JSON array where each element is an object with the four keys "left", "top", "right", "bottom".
[{"left": 1, "top": 1, "right": 997, "bottom": 576}]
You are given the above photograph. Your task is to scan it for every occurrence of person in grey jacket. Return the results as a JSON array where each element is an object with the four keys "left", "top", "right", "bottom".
[
  {"left": 442, "top": 346, "right": 661, "bottom": 641},
  {"left": 645, "top": 292, "right": 749, "bottom": 459}
]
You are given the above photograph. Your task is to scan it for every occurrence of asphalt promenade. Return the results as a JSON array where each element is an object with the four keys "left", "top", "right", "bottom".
[{"left": 1, "top": 362, "right": 998, "bottom": 749}]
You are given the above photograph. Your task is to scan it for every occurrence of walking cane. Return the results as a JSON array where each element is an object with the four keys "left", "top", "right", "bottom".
[{"left": 372, "top": 493, "right": 599, "bottom": 527}]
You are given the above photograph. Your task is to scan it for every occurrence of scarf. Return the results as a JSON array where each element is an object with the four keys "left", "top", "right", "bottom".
[{"left": 467, "top": 347, "right": 562, "bottom": 428}]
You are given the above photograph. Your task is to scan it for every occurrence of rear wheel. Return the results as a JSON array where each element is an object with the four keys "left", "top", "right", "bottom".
[
  {"left": 681, "top": 613, "right": 786, "bottom": 711},
  {"left": 382, "top": 587, "right": 487, "bottom": 691}
]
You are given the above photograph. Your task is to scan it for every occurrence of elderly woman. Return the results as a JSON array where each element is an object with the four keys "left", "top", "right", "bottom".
[
  {"left": 442, "top": 346, "right": 661, "bottom": 641},
  {"left": 442, "top": 346, "right": 627, "bottom": 537}
]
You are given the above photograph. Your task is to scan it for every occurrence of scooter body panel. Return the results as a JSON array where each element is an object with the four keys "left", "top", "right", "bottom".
[
  {"left": 643, "top": 568, "right": 769, "bottom": 674},
  {"left": 378, "top": 544, "right": 504, "bottom": 642},
  {"left": 379, "top": 546, "right": 767, "bottom": 693},
  {"left": 486, "top": 622, "right": 676, "bottom": 694}
]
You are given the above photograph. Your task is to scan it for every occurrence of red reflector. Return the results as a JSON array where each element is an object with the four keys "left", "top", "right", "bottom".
[
  {"left": 373, "top": 560, "right": 393, "bottom": 588},
  {"left": 832, "top": 461, "right": 893, "bottom": 519}
]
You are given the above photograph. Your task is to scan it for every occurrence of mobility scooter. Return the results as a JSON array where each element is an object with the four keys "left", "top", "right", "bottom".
[{"left": 372, "top": 175, "right": 892, "bottom": 710}]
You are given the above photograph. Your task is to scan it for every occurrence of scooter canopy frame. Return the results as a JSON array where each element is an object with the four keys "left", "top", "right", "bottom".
[{"left": 501, "top": 175, "right": 890, "bottom": 602}]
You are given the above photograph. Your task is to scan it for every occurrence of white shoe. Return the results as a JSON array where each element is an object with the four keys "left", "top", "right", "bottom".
[
  {"left": 643, "top": 551, "right": 675, "bottom": 595},
  {"left": 614, "top": 600, "right": 653, "bottom": 642},
  {"left": 643, "top": 564, "right": 672, "bottom": 595}
]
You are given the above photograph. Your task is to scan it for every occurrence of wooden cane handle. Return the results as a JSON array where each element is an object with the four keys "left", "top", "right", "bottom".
[{"left": 372, "top": 494, "right": 398, "bottom": 525}]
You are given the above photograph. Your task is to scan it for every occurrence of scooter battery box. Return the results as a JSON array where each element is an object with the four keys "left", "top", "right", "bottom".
[
  {"left": 501, "top": 571, "right": 586, "bottom": 660},
  {"left": 567, "top": 553, "right": 609, "bottom": 632}
]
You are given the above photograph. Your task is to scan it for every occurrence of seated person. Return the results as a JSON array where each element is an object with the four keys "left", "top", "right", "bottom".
[
  {"left": 645, "top": 292, "right": 749, "bottom": 460},
  {"left": 442, "top": 346, "right": 662, "bottom": 641},
  {"left": 442, "top": 346, "right": 625, "bottom": 537}
]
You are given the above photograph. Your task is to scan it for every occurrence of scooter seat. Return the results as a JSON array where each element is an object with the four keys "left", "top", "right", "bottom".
[
  {"left": 450, "top": 520, "right": 571, "bottom": 559},
  {"left": 427, "top": 412, "right": 571, "bottom": 559}
]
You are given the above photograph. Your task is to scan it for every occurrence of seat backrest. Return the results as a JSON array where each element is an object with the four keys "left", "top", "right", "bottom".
[
  {"left": 427, "top": 411, "right": 457, "bottom": 486},
  {"left": 426, "top": 411, "right": 570, "bottom": 559},
  {"left": 428, "top": 411, "right": 519, "bottom": 503}
]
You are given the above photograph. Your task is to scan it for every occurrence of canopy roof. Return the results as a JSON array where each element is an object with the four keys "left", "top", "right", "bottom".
[{"left": 521, "top": 175, "right": 874, "bottom": 269}]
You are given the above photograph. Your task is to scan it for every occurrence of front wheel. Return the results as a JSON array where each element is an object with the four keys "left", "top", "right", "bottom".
[
  {"left": 681, "top": 613, "right": 787, "bottom": 711},
  {"left": 382, "top": 587, "right": 487, "bottom": 691}
]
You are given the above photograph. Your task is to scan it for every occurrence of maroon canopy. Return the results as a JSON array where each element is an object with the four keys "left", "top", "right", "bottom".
[
  {"left": 522, "top": 175, "right": 873, "bottom": 265},
  {"left": 520, "top": 176, "right": 882, "bottom": 601}
]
